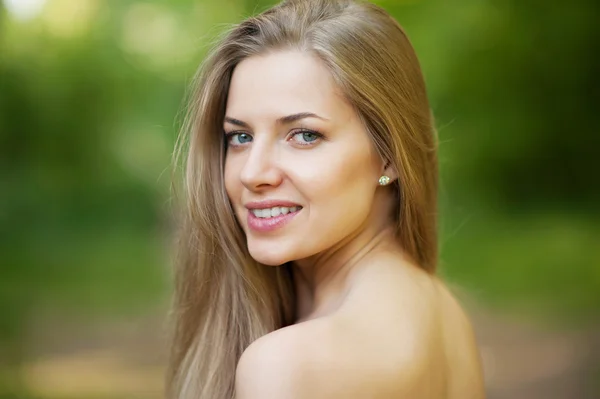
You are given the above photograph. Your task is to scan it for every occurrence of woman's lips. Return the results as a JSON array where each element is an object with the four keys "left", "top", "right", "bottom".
[{"left": 247, "top": 209, "right": 301, "bottom": 232}]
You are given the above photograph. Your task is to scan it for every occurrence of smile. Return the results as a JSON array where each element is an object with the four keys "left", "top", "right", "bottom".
[
  {"left": 250, "top": 206, "right": 302, "bottom": 219},
  {"left": 247, "top": 206, "right": 303, "bottom": 232}
]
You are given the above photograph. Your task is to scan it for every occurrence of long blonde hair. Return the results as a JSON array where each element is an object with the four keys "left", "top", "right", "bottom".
[{"left": 168, "top": 0, "right": 438, "bottom": 397}]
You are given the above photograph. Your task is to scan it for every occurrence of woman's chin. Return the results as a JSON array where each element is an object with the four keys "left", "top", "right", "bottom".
[
  {"left": 250, "top": 253, "right": 289, "bottom": 266},
  {"left": 248, "top": 245, "right": 294, "bottom": 266}
]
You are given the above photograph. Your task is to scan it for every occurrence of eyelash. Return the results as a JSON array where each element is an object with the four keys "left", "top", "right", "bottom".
[{"left": 224, "top": 129, "right": 325, "bottom": 148}]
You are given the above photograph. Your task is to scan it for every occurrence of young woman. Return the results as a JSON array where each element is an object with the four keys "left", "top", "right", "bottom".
[{"left": 168, "top": 0, "right": 485, "bottom": 397}]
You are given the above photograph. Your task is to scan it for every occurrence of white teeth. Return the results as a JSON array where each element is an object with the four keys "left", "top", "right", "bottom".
[{"left": 251, "top": 206, "right": 301, "bottom": 219}]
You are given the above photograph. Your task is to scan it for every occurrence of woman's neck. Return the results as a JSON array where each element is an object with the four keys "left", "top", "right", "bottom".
[{"left": 291, "top": 225, "right": 400, "bottom": 323}]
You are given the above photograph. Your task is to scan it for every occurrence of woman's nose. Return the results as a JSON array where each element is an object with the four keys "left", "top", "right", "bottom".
[{"left": 239, "top": 141, "right": 283, "bottom": 191}]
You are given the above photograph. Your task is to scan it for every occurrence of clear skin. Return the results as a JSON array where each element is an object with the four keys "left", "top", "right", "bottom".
[
  {"left": 224, "top": 50, "right": 399, "bottom": 321},
  {"left": 225, "top": 50, "right": 485, "bottom": 398}
]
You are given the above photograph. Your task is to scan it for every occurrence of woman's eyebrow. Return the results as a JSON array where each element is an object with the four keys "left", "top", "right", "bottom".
[
  {"left": 223, "top": 112, "right": 328, "bottom": 128},
  {"left": 276, "top": 112, "right": 329, "bottom": 124},
  {"left": 223, "top": 117, "right": 249, "bottom": 128}
]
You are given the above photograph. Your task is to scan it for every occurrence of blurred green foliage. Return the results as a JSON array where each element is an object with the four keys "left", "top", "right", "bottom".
[{"left": 0, "top": 0, "right": 598, "bottom": 396}]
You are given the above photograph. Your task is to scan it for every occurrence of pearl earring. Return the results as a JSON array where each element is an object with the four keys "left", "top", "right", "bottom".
[{"left": 378, "top": 176, "right": 391, "bottom": 186}]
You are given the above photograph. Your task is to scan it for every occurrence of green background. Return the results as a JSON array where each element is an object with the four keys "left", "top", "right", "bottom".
[{"left": 1, "top": 0, "right": 598, "bottom": 397}]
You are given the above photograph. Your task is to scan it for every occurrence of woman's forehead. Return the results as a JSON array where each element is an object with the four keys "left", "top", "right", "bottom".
[{"left": 225, "top": 50, "right": 351, "bottom": 123}]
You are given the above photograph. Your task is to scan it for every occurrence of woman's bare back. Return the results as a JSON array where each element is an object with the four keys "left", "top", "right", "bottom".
[{"left": 331, "top": 256, "right": 485, "bottom": 398}]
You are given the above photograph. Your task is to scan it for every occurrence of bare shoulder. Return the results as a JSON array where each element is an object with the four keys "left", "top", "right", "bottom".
[
  {"left": 235, "top": 257, "right": 485, "bottom": 398},
  {"left": 235, "top": 315, "right": 421, "bottom": 399},
  {"left": 235, "top": 319, "right": 338, "bottom": 399}
]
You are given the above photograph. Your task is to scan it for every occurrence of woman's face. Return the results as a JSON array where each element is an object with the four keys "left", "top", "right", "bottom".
[{"left": 224, "top": 50, "right": 386, "bottom": 266}]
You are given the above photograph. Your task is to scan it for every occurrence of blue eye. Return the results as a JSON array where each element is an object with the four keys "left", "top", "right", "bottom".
[
  {"left": 300, "top": 132, "right": 318, "bottom": 142},
  {"left": 291, "top": 130, "right": 323, "bottom": 145},
  {"left": 227, "top": 132, "right": 253, "bottom": 146}
]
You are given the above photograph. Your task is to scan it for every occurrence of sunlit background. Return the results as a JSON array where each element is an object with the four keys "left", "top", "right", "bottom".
[{"left": 1, "top": 0, "right": 598, "bottom": 398}]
